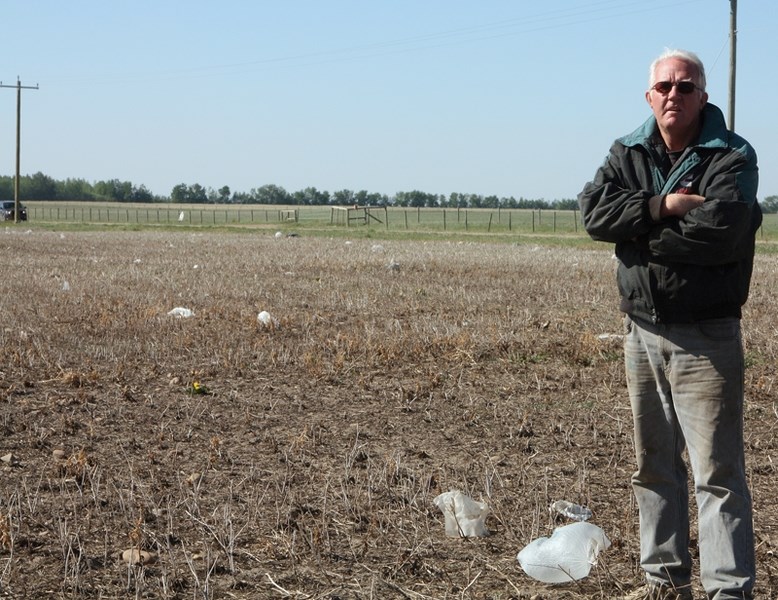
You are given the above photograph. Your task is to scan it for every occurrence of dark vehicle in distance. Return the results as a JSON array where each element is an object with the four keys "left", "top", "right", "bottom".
[{"left": 0, "top": 200, "right": 27, "bottom": 221}]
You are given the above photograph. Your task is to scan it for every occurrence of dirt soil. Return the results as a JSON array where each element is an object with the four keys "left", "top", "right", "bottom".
[{"left": 0, "top": 229, "right": 776, "bottom": 599}]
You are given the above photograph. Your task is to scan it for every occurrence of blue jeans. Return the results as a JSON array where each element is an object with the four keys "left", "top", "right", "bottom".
[{"left": 624, "top": 316, "right": 754, "bottom": 599}]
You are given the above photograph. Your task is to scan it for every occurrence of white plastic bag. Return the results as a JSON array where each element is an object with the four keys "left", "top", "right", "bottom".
[
  {"left": 257, "top": 310, "right": 280, "bottom": 328},
  {"left": 433, "top": 490, "right": 490, "bottom": 538},
  {"left": 517, "top": 522, "right": 610, "bottom": 583}
]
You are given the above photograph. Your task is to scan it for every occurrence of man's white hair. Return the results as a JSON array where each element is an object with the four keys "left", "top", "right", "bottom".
[{"left": 648, "top": 48, "right": 707, "bottom": 91}]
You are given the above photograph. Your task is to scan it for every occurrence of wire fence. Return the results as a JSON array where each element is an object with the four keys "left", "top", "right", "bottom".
[
  {"left": 18, "top": 201, "right": 778, "bottom": 240},
  {"left": 23, "top": 202, "right": 586, "bottom": 235}
]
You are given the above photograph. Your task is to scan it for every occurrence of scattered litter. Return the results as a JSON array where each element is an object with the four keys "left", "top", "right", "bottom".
[
  {"left": 433, "top": 490, "right": 490, "bottom": 538},
  {"left": 133, "top": 258, "right": 142, "bottom": 264},
  {"left": 551, "top": 500, "right": 592, "bottom": 522},
  {"left": 371, "top": 244, "right": 385, "bottom": 253},
  {"left": 168, "top": 307, "right": 195, "bottom": 318},
  {"left": 121, "top": 549, "right": 157, "bottom": 565},
  {"left": 1, "top": 453, "right": 20, "bottom": 466},
  {"left": 257, "top": 310, "right": 280, "bottom": 328},
  {"left": 274, "top": 231, "right": 284, "bottom": 239},
  {"left": 597, "top": 333, "right": 624, "bottom": 341},
  {"left": 62, "top": 280, "right": 70, "bottom": 291},
  {"left": 387, "top": 259, "right": 400, "bottom": 272},
  {"left": 178, "top": 211, "right": 185, "bottom": 222},
  {"left": 517, "top": 522, "right": 610, "bottom": 584}
]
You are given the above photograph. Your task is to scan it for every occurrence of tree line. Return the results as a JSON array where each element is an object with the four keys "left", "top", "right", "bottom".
[{"left": 2, "top": 172, "right": 776, "bottom": 212}]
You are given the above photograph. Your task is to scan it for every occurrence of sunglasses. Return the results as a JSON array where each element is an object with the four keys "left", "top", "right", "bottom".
[{"left": 651, "top": 81, "right": 700, "bottom": 95}]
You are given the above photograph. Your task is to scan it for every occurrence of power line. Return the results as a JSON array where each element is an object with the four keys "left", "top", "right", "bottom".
[
  {"left": 44, "top": 0, "right": 709, "bottom": 86},
  {"left": 728, "top": 0, "right": 737, "bottom": 131},
  {"left": 0, "top": 78, "right": 39, "bottom": 223}
]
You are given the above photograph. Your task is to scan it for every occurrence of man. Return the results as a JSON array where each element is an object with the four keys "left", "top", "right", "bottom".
[{"left": 578, "top": 49, "right": 761, "bottom": 600}]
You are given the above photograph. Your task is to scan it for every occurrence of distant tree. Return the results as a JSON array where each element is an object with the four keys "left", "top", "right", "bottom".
[
  {"left": 23, "top": 172, "right": 57, "bottom": 200},
  {"left": 188, "top": 183, "right": 208, "bottom": 203},
  {"left": 502, "top": 196, "right": 518, "bottom": 208},
  {"left": 58, "top": 178, "right": 94, "bottom": 201},
  {"left": 483, "top": 195, "right": 499, "bottom": 209},
  {"left": 331, "top": 189, "right": 354, "bottom": 206},
  {"left": 553, "top": 198, "right": 579, "bottom": 210},
  {"left": 293, "top": 187, "right": 329, "bottom": 206},
  {"left": 366, "top": 192, "right": 386, "bottom": 206},
  {"left": 0, "top": 176, "right": 12, "bottom": 198},
  {"left": 218, "top": 186, "right": 231, "bottom": 203},
  {"left": 761, "top": 195, "right": 778, "bottom": 214},
  {"left": 130, "top": 184, "right": 154, "bottom": 203},
  {"left": 170, "top": 183, "right": 189, "bottom": 203},
  {"left": 231, "top": 191, "right": 253, "bottom": 204},
  {"left": 448, "top": 192, "right": 467, "bottom": 208},
  {"left": 93, "top": 179, "right": 135, "bottom": 202},
  {"left": 254, "top": 184, "right": 289, "bottom": 205},
  {"left": 398, "top": 190, "right": 435, "bottom": 208}
]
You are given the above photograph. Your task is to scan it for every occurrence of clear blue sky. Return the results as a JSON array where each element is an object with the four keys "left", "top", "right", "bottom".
[{"left": 2, "top": 0, "right": 775, "bottom": 201}]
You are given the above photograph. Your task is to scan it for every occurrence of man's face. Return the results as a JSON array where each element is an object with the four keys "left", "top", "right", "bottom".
[{"left": 645, "top": 58, "right": 708, "bottom": 138}]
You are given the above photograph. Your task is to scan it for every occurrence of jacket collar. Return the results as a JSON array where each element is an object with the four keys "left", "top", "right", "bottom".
[{"left": 618, "top": 102, "right": 728, "bottom": 151}]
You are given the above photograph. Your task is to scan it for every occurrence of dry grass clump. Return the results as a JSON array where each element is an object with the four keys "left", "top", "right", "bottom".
[{"left": 0, "top": 229, "right": 775, "bottom": 598}]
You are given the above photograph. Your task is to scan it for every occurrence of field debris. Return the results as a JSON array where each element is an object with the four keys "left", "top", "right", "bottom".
[
  {"left": 2, "top": 232, "right": 775, "bottom": 598},
  {"left": 1, "top": 453, "right": 20, "bottom": 467},
  {"left": 167, "top": 307, "right": 195, "bottom": 318},
  {"left": 257, "top": 310, "right": 280, "bottom": 328},
  {"left": 517, "top": 522, "right": 611, "bottom": 584},
  {"left": 551, "top": 500, "right": 593, "bottom": 522},
  {"left": 433, "top": 490, "right": 490, "bottom": 538},
  {"left": 597, "top": 333, "right": 624, "bottom": 342},
  {"left": 121, "top": 549, "right": 157, "bottom": 565}
]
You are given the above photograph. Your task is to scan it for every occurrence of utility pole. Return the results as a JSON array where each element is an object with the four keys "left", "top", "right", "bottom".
[
  {"left": 728, "top": 0, "right": 737, "bottom": 131},
  {"left": 0, "top": 78, "right": 39, "bottom": 223}
]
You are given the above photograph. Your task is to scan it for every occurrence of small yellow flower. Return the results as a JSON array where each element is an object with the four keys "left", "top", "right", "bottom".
[{"left": 189, "top": 381, "right": 209, "bottom": 395}]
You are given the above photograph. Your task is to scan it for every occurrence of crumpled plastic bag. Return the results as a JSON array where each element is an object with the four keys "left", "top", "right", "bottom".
[
  {"left": 433, "top": 490, "right": 490, "bottom": 538},
  {"left": 257, "top": 310, "right": 280, "bottom": 328},
  {"left": 550, "top": 500, "right": 592, "bottom": 522},
  {"left": 517, "top": 522, "right": 610, "bottom": 583}
]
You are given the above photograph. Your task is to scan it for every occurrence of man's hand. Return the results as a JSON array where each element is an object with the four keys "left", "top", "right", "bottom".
[{"left": 661, "top": 193, "right": 705, "bottom": 218}]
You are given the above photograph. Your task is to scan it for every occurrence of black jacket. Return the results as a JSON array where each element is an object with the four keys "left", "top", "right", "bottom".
[{"left": 578, "top": 103, "right": 761, "bottom": 323}]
